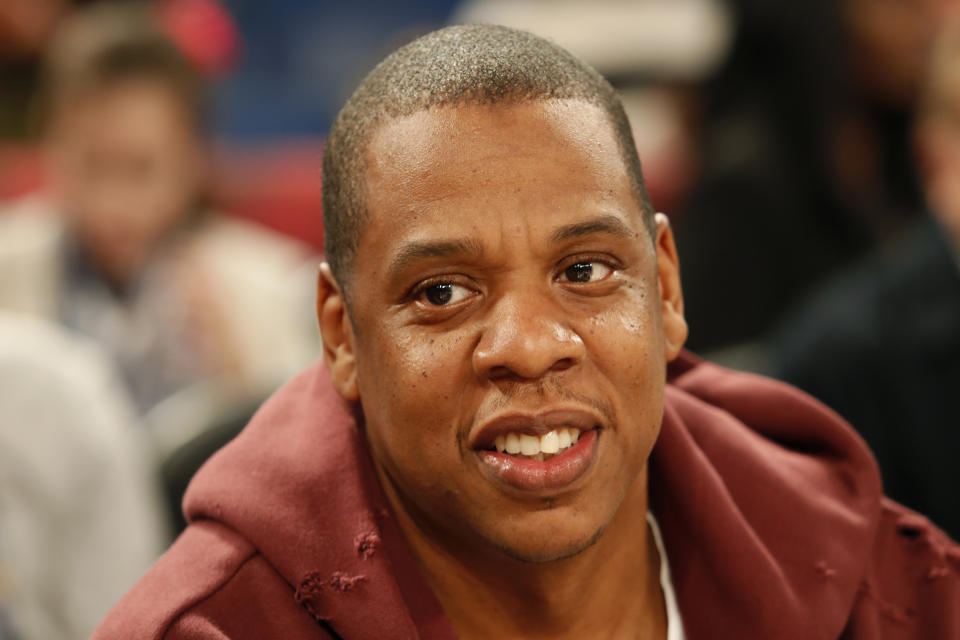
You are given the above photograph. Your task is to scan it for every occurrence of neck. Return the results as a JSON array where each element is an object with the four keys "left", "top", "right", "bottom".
[{"left": 388, "top": 468, "right": 666, "bottom": 640}]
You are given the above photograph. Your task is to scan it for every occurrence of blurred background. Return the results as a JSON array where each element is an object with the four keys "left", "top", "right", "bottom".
[{"left": 0, "top": 0, "right": 958, "bottom": 637}]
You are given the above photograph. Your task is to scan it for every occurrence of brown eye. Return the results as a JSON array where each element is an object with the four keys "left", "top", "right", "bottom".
[
  {"left": 564, "top": 262, "right": 593, "bottom": 283},
  {"left": 559, "top": 261, "right": 612, "bottom": 283},
  {"left": 425, "top": 283, "right": 453, "bottom": 305},
  {"left": 420, "top": 282, "right": 472, "bottom": 306}
]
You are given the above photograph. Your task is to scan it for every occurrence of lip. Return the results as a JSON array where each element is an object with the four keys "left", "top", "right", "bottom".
[
  {"left": 469, "top": 407, "right": 603, "bottom": 451},
  {"left": 476, "top": 428, "right": 599, "bottom": 493}
]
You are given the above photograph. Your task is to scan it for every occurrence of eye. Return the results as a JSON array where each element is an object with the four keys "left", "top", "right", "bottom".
[
  {"left": 419, "top": 282, "right": 473, "bottom": 306},
  {"left": 558, "top": 261, "right": 613, "bottom": 283}
]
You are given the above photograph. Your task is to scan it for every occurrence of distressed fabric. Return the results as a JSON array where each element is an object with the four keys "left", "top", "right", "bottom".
[{"left": 94, "top": 352, "right": 960, "bottom": 639}]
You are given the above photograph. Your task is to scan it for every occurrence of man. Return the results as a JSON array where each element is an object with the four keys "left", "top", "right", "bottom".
[{"left": 95, "top": 25, "right": 959, "bottom": 639}]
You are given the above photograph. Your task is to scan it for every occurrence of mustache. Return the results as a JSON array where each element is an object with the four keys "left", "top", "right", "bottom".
[{"left": 480, "top": 377, "right": 615, "bottom": 427}]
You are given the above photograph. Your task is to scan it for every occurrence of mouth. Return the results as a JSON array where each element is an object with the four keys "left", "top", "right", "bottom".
[
  {"left": 489, "top": 426, "right": 584, "bottom": 461},
  {"left": 471, "top": 410, "right": 602, "bottom": 493}
]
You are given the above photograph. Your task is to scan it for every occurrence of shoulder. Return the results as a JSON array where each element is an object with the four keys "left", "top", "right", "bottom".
[
  {"left": 0, "top": 196, "right": 62, "bottom": 263},
  {"left": 92, "top": 520, "right": 254, "bottom": 639},
  {"left": 180, "top": 215, "right": 321, "bottom": 389},
  {"left": 189, "top": 216, "right": 314, "bottom": 277},
  {"left": 94, "top": 519, "right": 333, "bottom": 640},
  {"left": 775, "top": 219, "right": 957, "bottom": 372},
  {"left": 163, "top": 553, "right": 335, "bottom": 639},
  {"left": 846, "top": 499, "right": 960, "bottom": 639},
  {"left": 0, "top": 196, "right": 63, "bottom": 315},
  {"left": 183, "top": 215, "right": 316, "bottom": 311},
  {"left": 0, "top": 314, "right": 137, "bottom": 488}
]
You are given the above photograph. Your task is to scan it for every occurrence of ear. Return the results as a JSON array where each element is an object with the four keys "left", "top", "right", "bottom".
[
  {"left": 317, "top": 263, "right": 360, "bottom": 402},
  {"left": 653, "top": 213, "right": 688, "bottom": 361}
]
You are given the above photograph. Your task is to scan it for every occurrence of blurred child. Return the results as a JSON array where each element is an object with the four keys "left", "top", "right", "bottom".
[{"left": 0, "top": 4, "right": 318, "bottom": 422}]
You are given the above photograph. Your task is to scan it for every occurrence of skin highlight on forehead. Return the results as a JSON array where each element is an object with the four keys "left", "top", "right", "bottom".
[
  {"left": 361, "top": 100, "right": 649, "bottom": 277},
  {"left": 321, "top": 24, "right": 655, "bottom": 293}
]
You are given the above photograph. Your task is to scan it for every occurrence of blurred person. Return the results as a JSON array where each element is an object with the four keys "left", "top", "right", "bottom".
[
  {"left": 772, "top": 20, "right": 960, "bottom": 539},
  {"left": 0, "top": 3, "right": 318, "bottom": 421},
  {"left": 96, "top": 26, "right": 957, "bottom": 640},
  {"left": 0, "top": 312, "right": 166, "bottom": 640},
  {"left": 675, "top": 0, "right": 944, "bottom": 353}
]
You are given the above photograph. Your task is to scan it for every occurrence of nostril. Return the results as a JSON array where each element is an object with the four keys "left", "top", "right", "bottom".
[
  {"left": 484, "top": 357, "right": 576, "bottom": 382},
  {"left": 486, "top": 365, "right": 519, "bottom": 381}
]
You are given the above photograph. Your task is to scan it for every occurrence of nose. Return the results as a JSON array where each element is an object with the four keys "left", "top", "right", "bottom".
[{"left": 472, "top": 291, "right": 585, "bottom": 381}]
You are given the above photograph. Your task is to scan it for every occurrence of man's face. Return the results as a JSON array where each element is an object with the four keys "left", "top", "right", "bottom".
[
  {"left": 46, "top": 79, "right": 205, "bottom": 284},
  {"left": 330, "top": 100, "right": 685, "bottom": 562}
]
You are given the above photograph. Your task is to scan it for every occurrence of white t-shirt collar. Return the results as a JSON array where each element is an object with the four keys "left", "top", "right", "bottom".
[{"left": 647, "top": 512, "right": 686, "bottom": 640}]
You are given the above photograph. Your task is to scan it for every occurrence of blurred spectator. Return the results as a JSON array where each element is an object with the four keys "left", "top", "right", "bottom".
[
  {"left": 0, "top": 312, "right": 166, "bottom": 640},
  {"left": 675, "top": 0, "right": 942, "bottom": 353},
  {"left": 0, "top": 4, "right": 319, "bottom": 431},
  {"left": 771, "top": 19, "right": 960, "bottom": 539}
]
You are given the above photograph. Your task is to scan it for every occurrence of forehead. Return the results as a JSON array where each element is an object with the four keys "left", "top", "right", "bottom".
[
  {"left": 365, "top": 99, "right": 626, "bottom": 190},
  {"left": 55, "top": 78, "right": 195, "bottom": 141},
  {"left": 358, "top": 100, "right": 641, "bottom": 254}
]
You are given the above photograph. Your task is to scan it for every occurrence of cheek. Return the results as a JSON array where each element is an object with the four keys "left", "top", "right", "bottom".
[
  {"left": 356, "top": 327, "right": 475, "bottom": 461},
  {"left": 371, "top": 328, "right": 470, "bottom": 393},
  {"left": 585, "top": 282, "right": 662, "bottom": 372},
  {"left": 582, "top": 288, "right": 665, "bottom": 443}
]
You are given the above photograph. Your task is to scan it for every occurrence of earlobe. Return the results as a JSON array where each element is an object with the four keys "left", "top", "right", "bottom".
[
  {"left": 653, "top": 213, "right": 688, "bottom": 361},
  {"left": 317, "top": 263, "right": 360, "bottom": 402}
]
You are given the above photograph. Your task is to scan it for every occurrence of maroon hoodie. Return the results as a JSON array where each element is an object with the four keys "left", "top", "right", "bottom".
[{"left": 94, "top": 353, "right": 960, "bottom": 639}]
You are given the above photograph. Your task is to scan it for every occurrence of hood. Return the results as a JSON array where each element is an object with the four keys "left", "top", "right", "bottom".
[
  {"left": 184, "top": 351, "right": 881, "bottom": 639},
  {"left": 655, "top": 352, "right": 881, "bottom": 639},
  {"left": 183, "top": 361, "right": 457, "bottom": 639}
]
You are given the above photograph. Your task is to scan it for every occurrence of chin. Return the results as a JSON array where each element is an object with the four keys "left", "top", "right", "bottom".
[{"left": 489, "top": 522, "right": 608, "bottom": 564}]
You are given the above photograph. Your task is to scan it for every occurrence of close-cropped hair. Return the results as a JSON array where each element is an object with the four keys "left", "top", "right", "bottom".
[{"left": 322, "top": 24, "right": 655, "bottom": 295}]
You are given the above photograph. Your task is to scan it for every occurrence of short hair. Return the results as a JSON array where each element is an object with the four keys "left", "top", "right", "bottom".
[
  {"left": 40, "top": 3, "right": 205, "bottom": 134},
  {"left": 322, "top": 24, "right": 655, "bottom": 293}
]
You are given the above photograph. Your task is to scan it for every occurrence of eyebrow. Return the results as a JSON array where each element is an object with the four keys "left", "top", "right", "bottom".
[
  {"left": 386, "top": 237, "right": 485, "bottom": 280},
  {"left": 550, "top": 215, "right": 636, "bottom": 244},
  {"left": 385, "top": 214, "right": 635, "bottom": 281}
]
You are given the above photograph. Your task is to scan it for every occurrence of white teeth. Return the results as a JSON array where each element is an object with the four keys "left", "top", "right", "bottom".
[
  {"left": 492, "top": 427, "right": 583, "bottom": 458},
  {"left": 540, "top": 430, "right": 559, "bottom": 454},
  {"left": 519, "top": 434, "right": 540, "bottom": 456}
]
